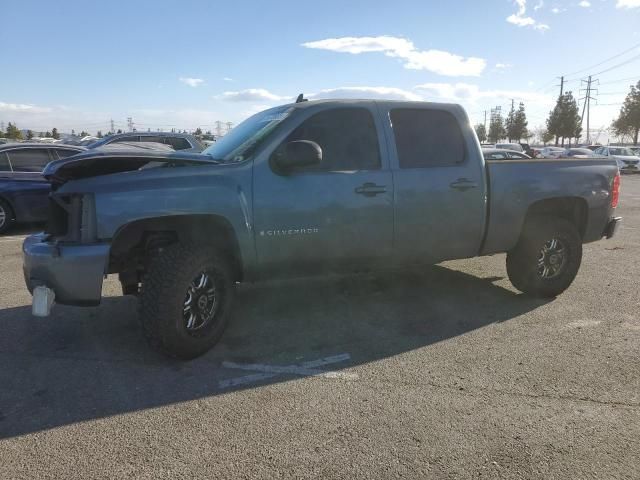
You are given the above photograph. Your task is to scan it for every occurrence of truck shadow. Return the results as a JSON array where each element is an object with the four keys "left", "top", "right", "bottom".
[{"left": 0, "top": 264, "right": 549, "bottom": 438}]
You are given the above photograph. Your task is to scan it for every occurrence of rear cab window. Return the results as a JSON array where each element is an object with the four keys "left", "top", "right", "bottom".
[{"left": 390, "top": 108, "right": 465, "bottom": 168}]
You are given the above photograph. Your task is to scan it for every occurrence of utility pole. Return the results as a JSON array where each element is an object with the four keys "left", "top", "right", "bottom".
[
  {"left": 557, "top": 76, "right": 564, "bottom": 97},
  {"left": 225, "top": 122, "right": 233, "bottom": 133},
  {"left": 511, "top": 99, "right": 515, "bottom": 111},
  {"left": 110, "top": 119, "right": 115, "bottom": 134},
  {"left": 580, "top": 76, "right": 598, "bottom": 145},
  {"left": 127, "top": 117, "right": 135, "bottom": 132},
  {"left": 483, "top": 110, "right": 487, "bottom": 130},
  {"left": 215, "top": 121, "right": 223, "bottom": 138}
]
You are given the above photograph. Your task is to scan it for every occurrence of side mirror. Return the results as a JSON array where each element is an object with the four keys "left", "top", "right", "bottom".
[{"left": 271, "top": 140, "right": 322, "bottom": 174}]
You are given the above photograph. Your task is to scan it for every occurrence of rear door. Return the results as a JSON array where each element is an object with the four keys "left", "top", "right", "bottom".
[
  {"left": 383, "top": 105, "right": 487, "bottom": 264},
  {"left": 252, "top": 105, "right": 394, "bottom": 274},
  {"left": 4, "top": 148, "right": 53, "bottom": 222}
]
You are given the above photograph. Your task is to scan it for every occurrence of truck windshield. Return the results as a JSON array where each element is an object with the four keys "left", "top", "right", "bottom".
[{"left": 202, "top": 105, "right": 293, "bottom": 163}]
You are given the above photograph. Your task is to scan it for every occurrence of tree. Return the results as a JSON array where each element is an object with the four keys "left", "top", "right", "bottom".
[
  {"left": 612, "top": 80, "right": 640, "bottom": 145},
  {"left": 6, "top": 122, "right": 23, "bottom": 139},
  {"left": 514, "top": 102, "right": 528, "bottom": 142},
  {"left": 26, "top": 130, "right": 34, "bottom": 140},
  {"left": 546, "top": 92, "right": 581, "bottom": 146},
  {"left": 96, "top": 130, "right": 103, "bottom": 138},
  {"left": 51, "top": 127, "right": 60, "bottom": 140},
  {"left": 194, "top": 127, "right": 203, "bottom": 136},
  {"left": 45, "top": 131, "right": 51, "bottom": 137},
  {"left": 117, "top": 129, "right": 123, "bottom": 134},
  {"left": 474, "top": 123, "right": 487, "bottom": 143},
  {"left": 487, "top": 111, "right": 506, "bottom": 143},
  {"left": 79, "top": 130, "right": 89, "bottom": 137},
  {"left": 505, "top": 103, "right": 517, "bottom": 142}
]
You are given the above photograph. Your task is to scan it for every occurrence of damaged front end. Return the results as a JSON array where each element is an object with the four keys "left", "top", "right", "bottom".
[{"left": 43, "top": 150, "right": 217, "bottom": 186}]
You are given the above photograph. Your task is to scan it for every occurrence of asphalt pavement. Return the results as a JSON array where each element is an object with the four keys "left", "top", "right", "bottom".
[{"left": 0, "top": 176, "right": 639, "bottom": 479}]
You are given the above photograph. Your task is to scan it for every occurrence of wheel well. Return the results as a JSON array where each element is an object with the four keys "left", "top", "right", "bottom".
[
  {"left": 109, "top": 214, "right": 243, "bottom": 282},
  {"left": 524, "top": 197, "right": 588, "bottom": 238}
]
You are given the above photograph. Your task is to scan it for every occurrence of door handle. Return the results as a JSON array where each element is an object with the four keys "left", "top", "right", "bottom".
[
  {"left": 449, "top": 178, "right": 478, "bottom": 192},
  {"left": 355, "top": 182, "right": 387, "bottom": 197}
]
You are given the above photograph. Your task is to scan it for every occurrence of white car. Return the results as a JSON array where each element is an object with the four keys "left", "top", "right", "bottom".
[
  {"left": 536, "top": 146, "right": 565, "bottom": 158},
  {"left": 593, "top": 146, "right": 640, "bottom": 174}
]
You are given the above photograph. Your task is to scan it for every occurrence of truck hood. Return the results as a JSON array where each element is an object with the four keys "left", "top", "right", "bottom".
[{"left": 43, "top": 150, "right": 219, "bottom": 185}]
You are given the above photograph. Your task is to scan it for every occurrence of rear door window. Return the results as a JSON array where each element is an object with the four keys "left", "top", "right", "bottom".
[
  {"left": 0, "top": 152, "right": 11, "bottom": 171},
  {"left": 7, "top": 148, "right": 52, "bottom": 172},
  {"left": 390, "top": 108, "right": 465, "bottom": 168},
  {"left": 112, "top": 136, "right": 139, "bottom": 143},
  {"left": 54, "top": 149, "right": 81, "bottom": 159},
  {"left": 139, "top": 136, "right": 164, "bottom": 144},
  {"left": 163, "top": 137, "right": 192, "bottom": 150}
]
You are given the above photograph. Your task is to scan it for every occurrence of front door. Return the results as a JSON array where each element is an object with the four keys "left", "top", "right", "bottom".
[{"left": 252, "top": 105, "right": 393, "bottom": 274}]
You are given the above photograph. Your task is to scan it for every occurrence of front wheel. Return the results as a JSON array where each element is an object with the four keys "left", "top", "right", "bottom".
[
  {"left": 139, "top": 242, "right": 234, "bottom": 359},
  {"left": 506, "top": 216, "right": 582, "bottom": 298}
]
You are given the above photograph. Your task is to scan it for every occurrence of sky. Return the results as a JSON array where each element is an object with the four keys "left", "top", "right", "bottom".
[{"left": 1, "top": 0, "right": 640, "bottom": 141}]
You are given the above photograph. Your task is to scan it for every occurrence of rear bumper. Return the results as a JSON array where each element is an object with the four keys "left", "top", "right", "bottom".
[
  {"left": 23, "top": 233, "right": 109, "bottom": 306},
  {"left": 604, "top": 217, "right": 622, "bottom": 239}
]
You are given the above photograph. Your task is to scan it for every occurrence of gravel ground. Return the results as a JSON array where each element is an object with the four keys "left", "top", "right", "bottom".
[{"left": 0, "top": 176, "right": 639, "bottom": 479}]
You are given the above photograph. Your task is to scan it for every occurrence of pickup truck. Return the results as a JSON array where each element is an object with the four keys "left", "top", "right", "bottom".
[{"left": 23, "top": 99, "right": 622, "bottom": 359}]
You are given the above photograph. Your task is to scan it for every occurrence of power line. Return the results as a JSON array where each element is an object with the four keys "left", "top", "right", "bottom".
[
  {"left": 591, "top": 52, "right": 640, "bottom": 77},
  {"left": 597, "top": 76, "right": 639, "bottom": 86},
  {"left": 563, "top": 42, "right": 640, "bottom": 78}
]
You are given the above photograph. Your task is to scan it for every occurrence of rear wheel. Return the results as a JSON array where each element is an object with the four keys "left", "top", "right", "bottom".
[
  {"left": 0, "top": 199, "right": 14, "bottom": 234},
  {"left": 506, "top": 216, "right": 582, "bottom": 298},
  {"left": 139, "top": 242, "right": 234, "bottom": 359}
]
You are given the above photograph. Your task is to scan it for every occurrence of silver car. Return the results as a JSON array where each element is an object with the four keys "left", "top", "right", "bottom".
[{"left": 593, "top": 146, "right": 640, "bottom": 173}]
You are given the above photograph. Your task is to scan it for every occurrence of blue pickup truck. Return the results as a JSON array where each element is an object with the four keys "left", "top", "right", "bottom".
[{"left": 23, "top": 99, "right": 622, "bottom": 359}]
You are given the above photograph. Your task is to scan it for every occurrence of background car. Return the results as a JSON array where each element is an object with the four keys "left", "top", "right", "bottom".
[
  {"left": 0, "top": 143, "right": 85, "bottom": 233},
  {"left": 536, "top": 146, "right": 565, "bottom": 158},
  {"left": 482, "top": 148, "right": 531, "bottom": 160},
  {"left": 87, "top": 132, "right": 204, "bottom": 153},
  {"left": 563, "top": 148, "right": 596, "bottom": 158},
  {"left": 593, "top": 146, "right": 640, "bottom": 173},
  {"left": 495, "top": 143, "right": 524, "bottom": 152},
  {"left": 630, "top": 146, "right": 640, "bottom": 156}
]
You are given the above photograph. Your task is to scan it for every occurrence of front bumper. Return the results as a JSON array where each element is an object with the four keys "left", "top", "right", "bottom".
[
  {"left": 23, "top": 233, "right": 110, "bottom": 306},
  {"left": 604, "top": 217, "right": 622, "bottom": 239}
]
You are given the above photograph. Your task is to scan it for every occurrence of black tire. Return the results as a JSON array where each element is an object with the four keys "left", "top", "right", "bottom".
[
  {"left": 139, "top": 242, "right": 234, "bottom": 359},
  {"left": 0, "top": 198, "right": 14, "bottom": 234},
  {"left": 506, "top": 216, "right": 582, "bottom": 298}
]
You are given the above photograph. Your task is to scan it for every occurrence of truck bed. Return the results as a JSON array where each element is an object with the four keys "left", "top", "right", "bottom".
[{"left": 481, "top": 157, "right": 619, "bottom": 255}]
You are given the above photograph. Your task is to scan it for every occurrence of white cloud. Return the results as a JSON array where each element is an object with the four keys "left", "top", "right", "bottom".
[
  {"left": 0, "top": 102, "right": 52, "bottom": 114},
  {"left": 302, "top": 36, "right": 486, "bottom": 77},
  {"left": 578, "top": 1, "right": 590, "bottom": 7},
  {"left": 534, "top": 0, "right": 544, "bottom": 10},
  {"left": 551, "top": 7, "right": 560, "bottom": 13},
  {"left": 223, "top": 77, "right": 234, "bottom": 82},
  {"left": 617, "top": 0, "right": 640, "bottom": 7},
  {"left": 495, "top": 63, "right": 512, "bottom": 69},
  {"left": 220, "top": 88, "right": 289, "bottom": 102},
  {"left": 414, "top": 82, "right": 553, "bottom": 106},
  {"left": 310, "top": 86, "right": 422, "bottom": 101},
  {"left": 506, "top": 0, "right": 550, "bottom": 30},
  {"left": 179, "top": 77, "right": 204, "bottom": 87}
]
